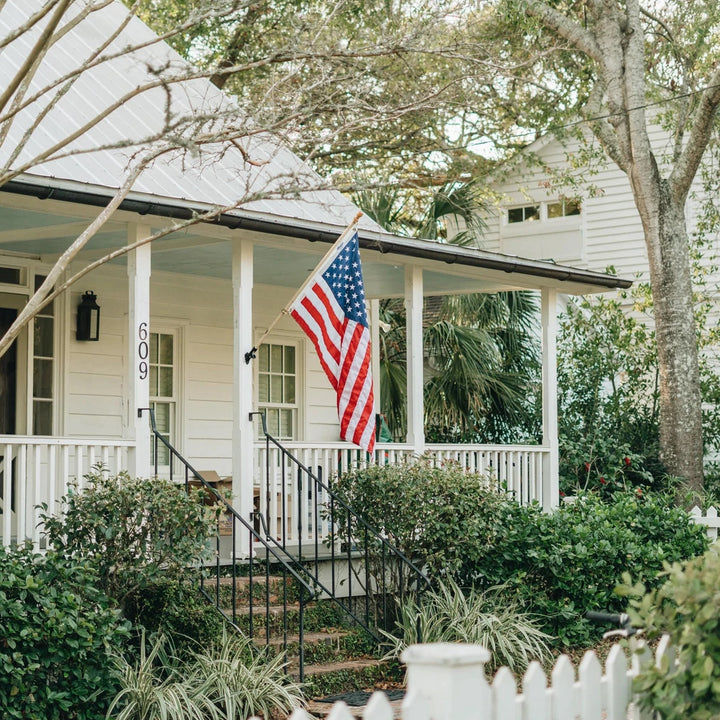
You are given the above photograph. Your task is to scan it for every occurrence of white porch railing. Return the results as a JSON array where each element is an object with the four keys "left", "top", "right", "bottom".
[
  {"left": 0, "top": 436, "right": 134, "bottom": 549},
  {"left": 253, "top": 442, "right": 549, "bottom": 545}
]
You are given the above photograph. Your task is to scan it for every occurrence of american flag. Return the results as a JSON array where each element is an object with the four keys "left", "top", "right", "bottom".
[{"left": 289, "top": 230, "right": 376, "bottom": 452}]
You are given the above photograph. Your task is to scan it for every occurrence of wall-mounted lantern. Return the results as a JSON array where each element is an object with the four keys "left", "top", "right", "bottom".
[{"left": 76, "top": 291, "right": 100, "bottom": 341}]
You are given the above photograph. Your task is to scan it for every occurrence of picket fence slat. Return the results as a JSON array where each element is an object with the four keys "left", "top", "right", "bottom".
[
  {"left": 523, "top": 662, "right": 549, "bottom": 720},
  {"left": 364, "top": 692, "right": 394, "bottom": 720},
  {"left": 492, "top": 666, "right": 518, "bottom": 720},
  {"left": 550, "top": 654, "right": 576, "bottom": 720}
]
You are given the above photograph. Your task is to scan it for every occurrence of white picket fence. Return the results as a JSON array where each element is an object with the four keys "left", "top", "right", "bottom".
[
  {"left": 689, "top": 505, "right": 720, "bottom": 541},
  {"left": 286, "top": 640, "right": 671, "bottom": 720}
]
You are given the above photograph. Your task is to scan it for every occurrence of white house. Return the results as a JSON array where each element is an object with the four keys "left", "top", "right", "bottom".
[
  {"left": 0, "top": 0, "right": 631, "bottom": 554},
  {"left": 479, "top": 125, "right": 711, "bottom": 281}
]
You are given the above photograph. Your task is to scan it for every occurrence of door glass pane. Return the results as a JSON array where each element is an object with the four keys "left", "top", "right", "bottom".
[
  {"left": 34, "top": 316, "right": 53, "bottom": 357},
  {"left": 33, "top": 400, "right": 52, "bottom": 435},
  {"left": 150, "top": 333, "right": 158, "bottom": 363},
  {"left": 33, "top": 359, "right": 53, "bottom": 398}
]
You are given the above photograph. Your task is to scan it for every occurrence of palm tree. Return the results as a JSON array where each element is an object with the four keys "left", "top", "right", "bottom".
[{"left": 355, "top": 183, "right": 541, "bottom": 443}]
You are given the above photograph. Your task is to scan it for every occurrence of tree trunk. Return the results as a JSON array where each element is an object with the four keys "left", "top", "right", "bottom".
[{"left": 634, "top": 178, "right": 704, "bottom": 491}]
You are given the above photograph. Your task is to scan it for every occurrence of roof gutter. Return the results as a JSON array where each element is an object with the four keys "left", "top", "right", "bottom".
[{"left": 2, "top": 179, "right": 632, "bottom": 290}]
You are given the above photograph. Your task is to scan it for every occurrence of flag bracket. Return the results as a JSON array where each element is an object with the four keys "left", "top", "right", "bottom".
[{"left": 244, "top": 346, "right": 257, "bottom": 364}]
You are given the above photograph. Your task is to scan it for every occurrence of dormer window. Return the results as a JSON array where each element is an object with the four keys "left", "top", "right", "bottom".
[
  {"left": 508, "top": 205, "right": 540, "bottom": 223},
  {"left": 547, "top": 199, "right": 581, "bottom": 218}
]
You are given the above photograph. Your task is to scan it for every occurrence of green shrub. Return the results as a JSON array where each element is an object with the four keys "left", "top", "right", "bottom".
[
  {"left": 123, "top": 579, "right": 224, "bottom": 655},
  {"left": 332, "top": 458, "right": 511, "bottom": 583},
  {"left": 0, "top": 545, "right": 130, "bottom": 720},
  {"left": 335, "top": 462, "right": 708, "bottom": 647},
  {"left": 385, "top": 577, "right": 552, "bottom": 674},
  {"left": 476, "top": 491, "right": 709, "bottom": 646},
  {"left": 42, "top": 468, "right": 216, "bottom": 606},
  {"left": 623, "top": 548, "right": 720, "bottom": 719}
]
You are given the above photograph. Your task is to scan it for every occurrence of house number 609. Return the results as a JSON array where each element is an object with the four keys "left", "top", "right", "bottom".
[{"left": 138, "top": 322, "right": 149, "bottom": 380}]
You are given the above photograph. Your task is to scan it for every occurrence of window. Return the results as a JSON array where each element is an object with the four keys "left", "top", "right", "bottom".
[
  {"left": 547, "top": 199, "right": 581, "bottom": 218},
  {"left": 32, "top": 275, "right": 53, "bottom": 435},
  {"left": 0, "top": 266, "right": 24, "bottom": 286},
  {"left": 508, "top": 205, "right": 540, "bottom": 223},
  {"left": 150, "top": 332, "right": 175, "bottom": 467},
  {"left": 257, "top": 343, "right": 297, "bottom": 440}
]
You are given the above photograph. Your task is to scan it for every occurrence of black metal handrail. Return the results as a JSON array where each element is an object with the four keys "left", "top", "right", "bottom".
[
  {"left": 254, "top": 411, "right": 431, "bottom": 644},
  {"left": 142, "top": 408, "right": 315, "bottom": 681}
]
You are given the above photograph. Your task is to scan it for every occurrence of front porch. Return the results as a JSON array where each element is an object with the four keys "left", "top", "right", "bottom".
[{"left": 0, "top": 434, "right": 550, "bottom": 549}]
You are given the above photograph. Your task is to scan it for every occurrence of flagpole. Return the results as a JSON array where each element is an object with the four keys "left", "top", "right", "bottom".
[{"left": 244, "top": 211, "right": 363, "bottom": 363}]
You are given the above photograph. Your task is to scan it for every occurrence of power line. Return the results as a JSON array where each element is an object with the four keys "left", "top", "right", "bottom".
[{"left": 472, "top": 80, "right": 720, "bottom": 150}]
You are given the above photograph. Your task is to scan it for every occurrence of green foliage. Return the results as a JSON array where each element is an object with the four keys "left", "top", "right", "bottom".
[
  {"left": 385, "top": 577, "right": 552, "bottom": 674},
  {"left": 108, "top": 631, "right": 303, "bottom": 720},
  {"left": 0, "top": 545, "right": 130, "bottom": 720},
  {"left": 42, "top": 468, "right": 216, "bottom": 606},
  {"left": 557, "top": 293, "right": 662, "bottom": 496},
  {"left": 474, "top": 491, "right": 708, "bottom": 646},
  {"left": 123, "top": 579, "right": 224, "bottom": 655},
  {"left": 334, "top": 463, "right": 708, "bottom": 647},
  {"left": 332, "top": 459, "right": 512, "bottom": 585},
  {"left": 622, "top": 549, "right": 720, "bottom": 719}
]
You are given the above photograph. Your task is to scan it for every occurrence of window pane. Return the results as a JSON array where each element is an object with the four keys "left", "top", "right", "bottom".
[
  {"left": 525, "top": 206, "right": 539, "bottom": 221},
  {"left": 267, "top": 408, "right": 279, "bottom": 436},
  {"left": 34, "top": 316, "right": 54, "bottom": 357},
  {"left": 258, "top": 374, "right": 269, "bottom": 402},
  {"left": 159, "top": 367, "right": 173, "bottom": 397},
  {"left": 154, "top": 402, "right": 170, "bottom": 433},
  {"left": 280, "top": 409, "right": 294, "bottom": 438},
  {"left": 508, "top": 207, "right": 524, "bottom": 223},
  {"left": 547, "top": 202, "right": 562, "bottom": 219},
  {"left": 150, "top": 365, "right": 158, "bottom": 396},
  {"left": 565, "top": 200, "right": 581, "bottom": 216},
  {"left": 284, "top": 346, "right": 295, "bottom": 374},
  {"left": 259, "top": 344, "right": 270, "bottom": 371},
  {"left": 285, "top": 375, "right": 295, "bottom": 404},
  {"left": 33, "top": 359, "right": 53, "bottom": 398},
  {"left": 270, "top": 345, "right": 282, "bottom": 372},
  {"left": 159, "top": 334, "right": 173, "bottom": 364},
  {"left": 150, "top": 333, "right": 158, "bottom": 363},
  {"left": 0, "top": 267, "right": 21, "bottom": 285},
  {"left": 270, "top": 375, "right": 282, "bottom": 403},
  {"left": 33, "top": 400, "right": 52, "bottom": 435}
]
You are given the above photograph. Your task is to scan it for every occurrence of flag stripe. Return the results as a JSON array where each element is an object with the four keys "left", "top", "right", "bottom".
[{"left": 288, "top": 230, "right": 375, "bottom": 452}]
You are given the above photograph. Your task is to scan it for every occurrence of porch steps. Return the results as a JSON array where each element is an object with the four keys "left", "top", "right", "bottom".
[{"left": 216, "top": 572, "right": 403, "bottom": 708}]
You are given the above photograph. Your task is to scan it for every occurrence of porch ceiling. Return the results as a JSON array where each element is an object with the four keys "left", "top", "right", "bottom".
[{"left": 0, "top": 192, "right": 631, "bottom": 297}]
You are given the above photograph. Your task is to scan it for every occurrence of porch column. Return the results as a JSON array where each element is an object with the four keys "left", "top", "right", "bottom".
[
  {"left": 541, "top": 287, "right": 559, "bottom": 511},
  {"left": 126, "top": 225, "right": 152, "bottom": 478},
  {"left": 405, "top": 265, "right": 424, "bottom": 451},
  {"left": 232, "top": 238, "right": 254, "bottom": 557},
  {"left": 370, "top": 298, "right": 381, "bottom": 416}
]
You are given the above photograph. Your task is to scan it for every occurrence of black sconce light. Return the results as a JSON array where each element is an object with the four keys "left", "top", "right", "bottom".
[{"left": 76, "top": 291, "right": 100, "bottom": 341}]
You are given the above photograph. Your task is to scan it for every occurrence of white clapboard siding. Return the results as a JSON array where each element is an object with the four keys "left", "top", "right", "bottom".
[{"left": 287, "top": 640, "right": 673, "bottom": 720}]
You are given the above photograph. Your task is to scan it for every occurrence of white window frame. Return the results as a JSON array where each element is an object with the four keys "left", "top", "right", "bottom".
[
  {"left": 254, "top": 336, "right": 303, "bottom": 441},
  {"left": 149, "top": 325, "right": 183, "bottom": 474}
]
